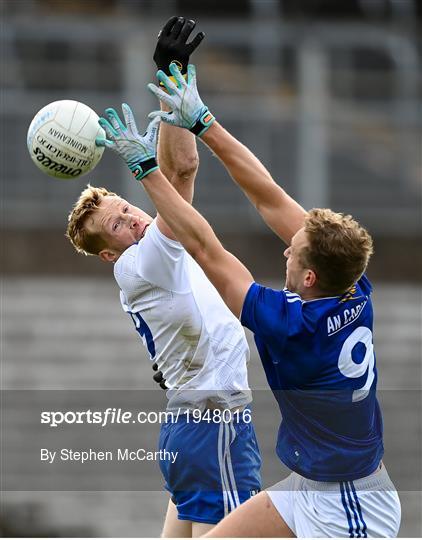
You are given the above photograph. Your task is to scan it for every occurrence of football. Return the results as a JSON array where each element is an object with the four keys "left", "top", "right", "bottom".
[{"left": 27, "top": 100, "right": 105, "bottom": 179}]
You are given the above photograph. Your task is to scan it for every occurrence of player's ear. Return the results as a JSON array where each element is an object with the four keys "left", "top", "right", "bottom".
[
  {"left": 99, "top": 249, "right": 117, "bottom": 263},
  {"left": 304, "top": 269, "right": 317, "bottom": 288}
]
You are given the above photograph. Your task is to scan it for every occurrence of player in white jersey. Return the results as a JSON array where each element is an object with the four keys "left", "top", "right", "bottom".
[
  {"left": 94, "top": 61, "right": 401, "bottom": 537},
  {"left": 113, "top": 208, "right": 252, "bottom": 414},
  {"left": 66, "top": 18, "right": 261, "bottom": 538}
]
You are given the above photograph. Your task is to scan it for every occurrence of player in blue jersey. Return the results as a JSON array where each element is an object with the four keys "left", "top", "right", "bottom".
[
  {"left": 95, "top": 61, "right": 401, "bottom": 537},
  {"left": 67, "top": 20, "right": 261, "bottom": 537}
]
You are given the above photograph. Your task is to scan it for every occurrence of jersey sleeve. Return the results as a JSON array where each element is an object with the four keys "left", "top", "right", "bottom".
[
  {"left": 241, "top": 283, "right": 291, "bottom": 348},
  {"left": 134, "top": 219, "right": 190, "bottom": 293}
]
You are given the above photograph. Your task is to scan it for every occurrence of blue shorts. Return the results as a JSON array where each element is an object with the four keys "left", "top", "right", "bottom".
[{"left": 158, "top": 409, "right": 262, "bottom": 524}]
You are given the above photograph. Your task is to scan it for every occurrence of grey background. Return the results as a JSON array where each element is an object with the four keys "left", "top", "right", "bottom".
[{"left": 1, "top": 0, "right": 421, "bottom": 537}]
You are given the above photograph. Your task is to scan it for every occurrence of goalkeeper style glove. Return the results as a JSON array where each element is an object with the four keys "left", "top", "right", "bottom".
[
  {"left": 148, "top": 63, "right": 215, "bottom": 137},
  {"left": 153, "top": 16, "right": 204, "bottom": 77},
  {"left": 96, "top": 104, "right": 160, "bottom": 181}
]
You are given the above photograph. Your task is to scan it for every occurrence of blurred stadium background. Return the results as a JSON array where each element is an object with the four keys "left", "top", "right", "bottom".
[{"left": 1, "top": 0, "right": 421, "bottom": 537}]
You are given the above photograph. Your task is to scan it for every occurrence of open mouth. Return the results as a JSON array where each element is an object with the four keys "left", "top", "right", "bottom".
[{"left": 140, "top": 224, "right": 149, "bottom": 239}]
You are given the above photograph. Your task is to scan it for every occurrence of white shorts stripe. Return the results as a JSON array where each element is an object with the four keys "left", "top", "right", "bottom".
[
  {"left": 225, "top": 422, "right": 241, "bottom": 508},
  {"left": 219, "top": 421, "right": 236, "bottom": 513},
  {"left": 217, "top": 421, "right": 242, "bottom": 515},
  {"left": 217, "top": 422, "right": 229, "bottom": 516}
]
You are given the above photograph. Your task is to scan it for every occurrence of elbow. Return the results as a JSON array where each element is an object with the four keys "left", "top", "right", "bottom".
[{"left": 174, "top": 153, "right": 199, "bottom": 181}]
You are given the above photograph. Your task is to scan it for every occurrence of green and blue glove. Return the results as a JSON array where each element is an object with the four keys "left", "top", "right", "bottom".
[
  {"left": 147, "top": 62, "right": 215, "bottom": 137},
  {"left": 96, "top": 104, "right": 160, "bottom": 181}
]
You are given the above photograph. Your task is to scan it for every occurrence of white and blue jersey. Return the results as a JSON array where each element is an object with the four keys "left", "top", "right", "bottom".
[
  {"left": 241, "top": 275, "right": 383, "bottom": 482},
  {"left": 114, "top": 218, "right": 252, "bottom": 412}
]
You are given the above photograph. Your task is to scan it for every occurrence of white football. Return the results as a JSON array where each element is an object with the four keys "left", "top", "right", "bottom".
[{"left": 27, "top": 100, "right": 105, "bottom": 179}]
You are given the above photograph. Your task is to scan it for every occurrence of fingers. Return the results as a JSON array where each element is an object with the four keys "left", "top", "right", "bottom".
[
  {"left": 147, "top": 82, "right": 174, "bottom": 108},
  {"left": 186, "top": 63, "right": 197, "bottom": 86},
  {"left": 187, "top": 31, "right": 205, "bottom": 53},
  {"left": 153, "top": 371, "right": 164, "bottom": 384},
  {"left": 95, "top": 136, "right": 114, "bottom": 148},
  {"left": 121, "top": 103, "right": 138, "bottom": 135},
  {"left": 170, "top": 16, "right": 184, "bottom": 39},
  {"left": 156, "top": 69, "right": 178, "bottom": 94},
  {"left": 148, "top": 115, "right": 161, "bottom": 129},
  {"left": 146, "top": 115, "right": 161, "bottom": 141},
  {"left": 148, "top": 110, "right": 174, "bottom": 125},
  {"left": 152, "top": 362, "right": 168, "bottom": 389},
  {"left": 179, "top": 18, "right": 195, "bottom": 43},
  {"left": 98, "top": 117, "right": 118, "bottom": 139},
  {"left": 169, "top": 62, "right": 186, "bottom": 89},
  {"left": 153, "top": 370, "right": 168, "bottom": 390},
  {"left": 105, "top": 107, "right": 126, "bottom": 133},
  {"left": 159, "top": 15, "right": 178, "bottom": 38}
]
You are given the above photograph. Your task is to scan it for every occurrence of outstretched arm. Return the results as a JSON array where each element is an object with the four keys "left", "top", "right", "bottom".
[
  {"left": 155, "top": 103, "right": 198, "bottom": 239},
  {"left": 150, "top": 16, "right": 204, "bottom": 239},
  {"left": 148, "top": 63, "right": 307, "bottom": 246},
  {"left": 96, "top": 100, "right": 253, "bottom": 317}
]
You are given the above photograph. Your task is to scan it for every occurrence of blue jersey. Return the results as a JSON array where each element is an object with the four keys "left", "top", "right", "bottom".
[{"left": 241, "top": 275, "right": 383, "bottom": 482}]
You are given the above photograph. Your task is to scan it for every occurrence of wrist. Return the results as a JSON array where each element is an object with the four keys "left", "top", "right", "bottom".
[
  {"left": 189, "top": 108, "right": 215, "bottom": 137},
  {"left": 128, "top": 157, "right": 159, "bottom": 181},
  {"left": 198, "top": 118, "right": 219, "bottom": 144}
]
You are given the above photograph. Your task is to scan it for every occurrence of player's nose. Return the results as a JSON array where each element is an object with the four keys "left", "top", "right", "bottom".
[{"left": 129, "top": 215, "right": 140, "bottom": 229}]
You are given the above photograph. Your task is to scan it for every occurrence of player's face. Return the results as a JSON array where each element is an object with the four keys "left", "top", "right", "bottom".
[
  {"left": 283, "top": 227, "right": 310, "bottom": 294},
  {"left": 88, "top": 196, "right": 153, "bottom": 260}
]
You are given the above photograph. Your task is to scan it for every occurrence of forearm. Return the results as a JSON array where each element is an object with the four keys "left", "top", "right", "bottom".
[
  {"left": 153, "top": 15, "right": 203, "bottom": 202},
  {"left": 147, "top": 62, "right": 306, "bottom": 243},
  {"left": 143, "top": 169, "right": 220, "bottom": 260},
  {"left": 157, "top": 103, "right": 198, "bottom": 203}
]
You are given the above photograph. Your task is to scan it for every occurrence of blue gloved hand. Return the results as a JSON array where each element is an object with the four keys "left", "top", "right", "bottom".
[
  {"left": 96, "top": 103, "right": 160, "bottom": 181},
  {"left": 147, "top": 63, "right": 215, "bottom": 137}
]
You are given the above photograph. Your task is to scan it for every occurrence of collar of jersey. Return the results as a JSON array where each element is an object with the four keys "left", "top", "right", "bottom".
[
  {"left": 284, "top": 287, "right": 340, "bottom": 304},
  {"left": 302, "top": 295, "right": 341, "bottom": 304}
]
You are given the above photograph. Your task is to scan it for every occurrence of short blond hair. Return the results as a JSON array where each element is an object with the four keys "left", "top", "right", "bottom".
[
  {"left": 301, "top": 208, "right": 374, "bottom": 294},
  {"left": 66, "top": 185, "right": 118, "bottom": 256}
]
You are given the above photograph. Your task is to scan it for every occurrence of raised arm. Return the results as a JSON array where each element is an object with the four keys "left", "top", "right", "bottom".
[
  {"left": 155, "top": 103, "right": 198, "bottom": 239},
  {"left": 148, "top": 63, "right": 307, "bottom": 246},
  {"left": 96, "top": 101, "right": 254, "bottom": 317},
  {"left": 150, "top": 17, "right": 204, "bottom": 239},
  {"left": 157, "top": 104, "right": 197, "bottom": 203}
]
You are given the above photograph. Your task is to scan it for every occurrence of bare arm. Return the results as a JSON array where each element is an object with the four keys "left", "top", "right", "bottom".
[
  {"left": 155, "top": 104, "right": 199, "bottom": 239},
  {"left": 148, "top": 63, "right": 305, "bottom": 244},
  {"left": 143, "top": 169, "right": 254, "bottom": 318},
  {"left": 151, "top": 16, "right": 204, "bottom": 240},
  {"left": 201, "top": 122, "right": 307, "bottom": 245}
]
